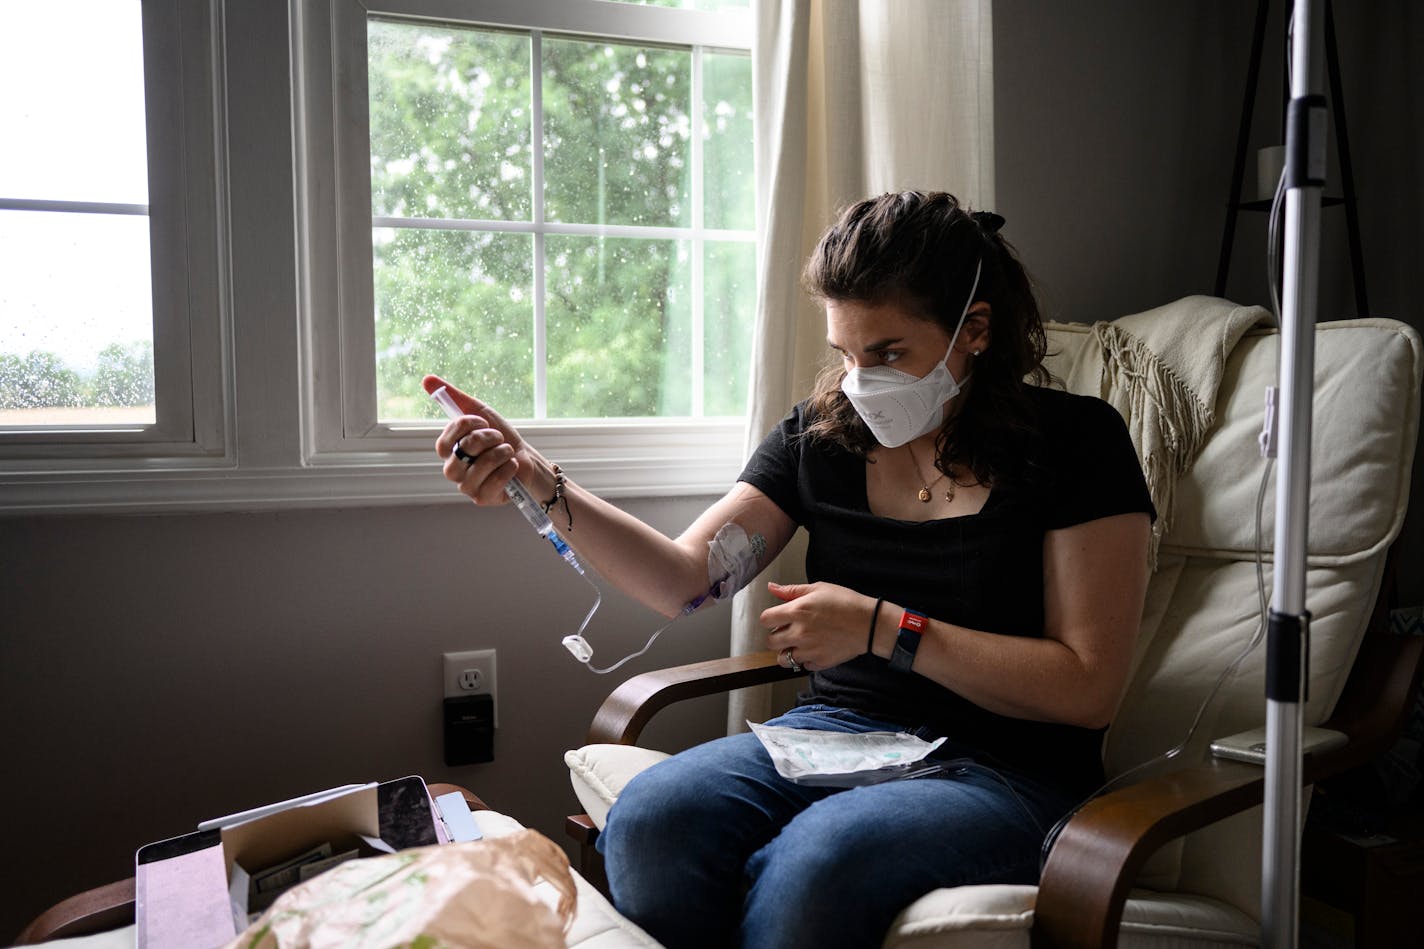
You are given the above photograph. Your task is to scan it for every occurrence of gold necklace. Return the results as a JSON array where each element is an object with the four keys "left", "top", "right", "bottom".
[{"left": 905, "top": 440, "right": 955, "bottom": 503}]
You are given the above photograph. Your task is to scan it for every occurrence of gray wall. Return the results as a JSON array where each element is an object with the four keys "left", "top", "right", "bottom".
[
  {"left": 993, "top": 0, "right": 1423, "bottom": 604},
  {"left": 4, "top": 2, "right": 1421, "bottom": 940},
  {"left": 0, "top": 500, "right": 733, "bottom": 937}
]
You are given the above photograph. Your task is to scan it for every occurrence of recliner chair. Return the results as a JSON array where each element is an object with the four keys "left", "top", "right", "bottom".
[{"left": 566, "top": 306, "right": 1423, "bottom": 948}]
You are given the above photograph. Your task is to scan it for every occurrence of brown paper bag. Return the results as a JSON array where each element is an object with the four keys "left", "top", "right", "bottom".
[{"left": 225, "top": 830, "right": 576, "bottom": 949}]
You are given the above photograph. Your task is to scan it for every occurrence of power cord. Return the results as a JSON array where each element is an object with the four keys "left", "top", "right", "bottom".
[{"left": 1039, "top": 165, "right": 1290, "bottom": 870}]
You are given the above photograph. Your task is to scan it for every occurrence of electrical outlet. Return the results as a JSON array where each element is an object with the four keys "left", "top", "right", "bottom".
[{"left": 443, "top": 649, "right": 497, "bottom": 726}]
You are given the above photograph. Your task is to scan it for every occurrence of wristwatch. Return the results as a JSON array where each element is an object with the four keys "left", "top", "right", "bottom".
[{"left": 889, "top": 608, "right": 927, "bottom": 673}]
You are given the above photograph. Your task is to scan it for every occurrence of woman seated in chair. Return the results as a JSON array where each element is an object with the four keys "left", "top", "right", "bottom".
[{"left": 428, "top": 190, "right": 1155, "bottom": 949}]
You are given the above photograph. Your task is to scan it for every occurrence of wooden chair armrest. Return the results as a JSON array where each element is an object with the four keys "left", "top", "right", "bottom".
[
  {"left": 1032, "top": 758, "right": 1268, "bottom": 949},
  {"left": 14, "top": 877, "right": 136, "bottom": 945},
  {"left": 588, "top": 650, "right": 807, "bottom": 745},
  {"left": 1034, "top": 557, "right": 1421, "bottom": 949}
]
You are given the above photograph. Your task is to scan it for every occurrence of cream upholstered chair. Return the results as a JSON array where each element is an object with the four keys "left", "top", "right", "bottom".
[{"left": 566, "top": 306, "right": 1423, "bottom": 948}]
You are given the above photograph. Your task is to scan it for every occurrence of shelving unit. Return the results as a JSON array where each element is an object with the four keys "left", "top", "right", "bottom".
[{"left": 1215, "top": 0, "right": 1368, "bottom": 317}]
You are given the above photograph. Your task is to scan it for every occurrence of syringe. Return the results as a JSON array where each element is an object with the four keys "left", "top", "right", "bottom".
[
  {"left": 430, "top": 386, "right": 586, "bottom": 577},
  {"left": 430, "top": 383, "right": 724, "bottom": 673}
]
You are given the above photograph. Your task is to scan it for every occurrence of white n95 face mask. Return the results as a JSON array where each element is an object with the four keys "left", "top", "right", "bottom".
[
  {"left": 841, "top": 355, "right": 961, "bottom": 448},
  {"left": 840, "top": 260, "right": 982, "bottom": 448}
]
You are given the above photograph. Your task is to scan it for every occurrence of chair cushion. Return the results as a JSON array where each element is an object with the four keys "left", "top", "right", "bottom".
[
  {"left": 566, "top": 744, "right": 672, "bottom": 831},
  {"left": 1171, "top": 320, "right": 1420, "bottom": 563},
  {"left": 884, "top": 884, "right": 1258, "bottom": 948},
  {"left": 885, "top": 884, "right": 1034, "bottom": 948}
]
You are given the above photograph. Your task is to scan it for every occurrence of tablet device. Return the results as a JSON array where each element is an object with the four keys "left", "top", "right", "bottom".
[{"left": 1209, "top": 726, "right": 1347, "bottom": 765}]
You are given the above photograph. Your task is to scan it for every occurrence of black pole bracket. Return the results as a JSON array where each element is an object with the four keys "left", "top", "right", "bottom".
[
  {"left": 1266, "top": 608, "right": 1312, "bottom": 702},
  {"left": 1286, "top": 94, "right": 1328, "bottom": 190}
]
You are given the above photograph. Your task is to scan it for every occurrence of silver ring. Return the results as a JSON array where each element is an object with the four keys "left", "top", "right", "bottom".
[
  {"left": 452, "top": 440, "right": 477, "bottom": 464},
  {"left": 780, "top": 647, "right": 804, "bottom": 674}
]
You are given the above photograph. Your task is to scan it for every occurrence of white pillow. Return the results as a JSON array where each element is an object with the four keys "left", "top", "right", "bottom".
[{"left": 565, "top": 744, "right": 671, "bottom": 830}]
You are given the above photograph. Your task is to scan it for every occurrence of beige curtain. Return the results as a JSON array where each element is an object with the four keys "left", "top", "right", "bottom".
[{"left": 728, "top": 0, "right": 996, "bottom": 731}]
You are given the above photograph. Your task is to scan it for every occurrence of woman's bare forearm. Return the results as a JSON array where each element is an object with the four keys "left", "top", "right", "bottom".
[{"left": 521, "top": 454, "right": 793, "bottom": 618}]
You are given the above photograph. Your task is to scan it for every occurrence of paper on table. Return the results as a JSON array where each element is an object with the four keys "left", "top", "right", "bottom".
[{"left": 748, "top": 720, "right": 945, "bottom": 785}]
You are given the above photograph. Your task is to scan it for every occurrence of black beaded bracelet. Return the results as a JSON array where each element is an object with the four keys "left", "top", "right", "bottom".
[
  {"left": 866, "top": 597, "right": 885, "bottom": 655},
  {"left": 540, "top": 463, "right": 573, "bottom": 531}
]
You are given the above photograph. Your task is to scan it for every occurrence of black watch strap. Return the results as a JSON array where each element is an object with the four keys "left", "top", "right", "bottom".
[{"left": 889, "top": 609, "right": 927, "bottom": 673}]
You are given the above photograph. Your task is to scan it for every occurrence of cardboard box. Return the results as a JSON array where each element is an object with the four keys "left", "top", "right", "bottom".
[{"left": 135, "top": 776, "right": 451, "bottom": 949}]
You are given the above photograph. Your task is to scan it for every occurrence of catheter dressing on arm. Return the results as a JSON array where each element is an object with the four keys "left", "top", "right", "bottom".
[{"left": 431, "top": 386, "right": 751, "bottom": 673}]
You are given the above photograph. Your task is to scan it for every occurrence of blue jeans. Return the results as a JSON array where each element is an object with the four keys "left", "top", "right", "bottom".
[{"left": 597, "top": 705, "right": 1077, "bottom": 949}]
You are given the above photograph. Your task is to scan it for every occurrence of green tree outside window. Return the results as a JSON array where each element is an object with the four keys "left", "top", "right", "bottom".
[{"left": 367, "top": 17, "right": 754, "bottom": 423}]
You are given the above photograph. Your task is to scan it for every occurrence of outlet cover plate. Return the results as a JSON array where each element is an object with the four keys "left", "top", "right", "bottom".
[{"left": 443, "top": 649, "right": 497, "bottom": 726}]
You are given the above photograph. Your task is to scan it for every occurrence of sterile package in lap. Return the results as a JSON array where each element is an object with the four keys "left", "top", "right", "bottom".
[{"left": 748, "top": 721, "right": 946, "bottom": 787}]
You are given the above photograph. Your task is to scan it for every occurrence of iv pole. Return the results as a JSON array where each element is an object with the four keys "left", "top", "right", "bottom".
[{"left": 1262, "top": 0, "right": 1326, "bottom": 945}]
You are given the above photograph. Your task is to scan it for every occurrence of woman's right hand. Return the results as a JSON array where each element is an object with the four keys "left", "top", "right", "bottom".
[{"left": 422, "top": 374, "right": 539, "bottom": 506}]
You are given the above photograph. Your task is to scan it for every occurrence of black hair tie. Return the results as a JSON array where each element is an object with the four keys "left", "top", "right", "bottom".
[{"left": 970, "top": 210, "right": 1005, "bottom": 234}]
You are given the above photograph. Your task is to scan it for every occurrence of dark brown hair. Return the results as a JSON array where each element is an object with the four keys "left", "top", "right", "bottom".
[{"left": 801, "top": 191, "right": 1049, "bottom": 487}]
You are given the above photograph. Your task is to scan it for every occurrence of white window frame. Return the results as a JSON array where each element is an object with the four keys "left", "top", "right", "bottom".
[
  {"left": 0, "top": 0, "right": 754, "bottom": 514},
  {"left": 297, "top": 0, "right": 755, "bottom": 497},
  {"left": 0, "top": 0, "right": 229, "bottom": 472}
]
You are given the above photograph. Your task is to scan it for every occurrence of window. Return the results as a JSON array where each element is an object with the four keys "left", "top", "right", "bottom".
[
  {"left": 301, "top": 0, "right": 756, "bottom": 494},
  {"left": 0, "top": 2, "right": 154, "bottom": 426},
  {"left": 0, "top": 0, "right": 225, "bottom": 468},
  {"left": 0, "top": 0, "right": 753, "bottom": 512}
]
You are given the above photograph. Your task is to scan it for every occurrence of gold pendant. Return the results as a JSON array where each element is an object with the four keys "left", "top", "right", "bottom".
[{"left": 918, "top": 487, "right": 932, "bottom": 503}]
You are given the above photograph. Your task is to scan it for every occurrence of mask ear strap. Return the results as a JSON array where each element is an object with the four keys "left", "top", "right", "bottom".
[{"left": 944, "top": 258, "right": 983, "bottom": 359}]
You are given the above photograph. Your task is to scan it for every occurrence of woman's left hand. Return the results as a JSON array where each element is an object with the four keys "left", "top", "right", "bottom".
[{"left": 761, "top": 581, "right": 877, "bottom": 672}]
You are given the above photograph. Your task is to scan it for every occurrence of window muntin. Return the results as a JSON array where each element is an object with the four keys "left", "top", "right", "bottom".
[{"left": 364, "top": 16, "right": 755, "bottom": 427}]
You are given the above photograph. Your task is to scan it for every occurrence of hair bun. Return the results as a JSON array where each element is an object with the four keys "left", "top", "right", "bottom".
[{"left": 970, "top": 210, "right": 1005, "bottom": 234}]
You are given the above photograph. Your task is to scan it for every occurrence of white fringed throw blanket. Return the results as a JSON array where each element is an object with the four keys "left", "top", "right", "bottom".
[{"left": 1052, "top": 296, "right": 1272, "bottom": 567}]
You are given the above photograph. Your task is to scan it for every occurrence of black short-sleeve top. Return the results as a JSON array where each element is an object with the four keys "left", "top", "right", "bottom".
[{"left": 738, "top": 384, "right": 1156, "bottom": 795}]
